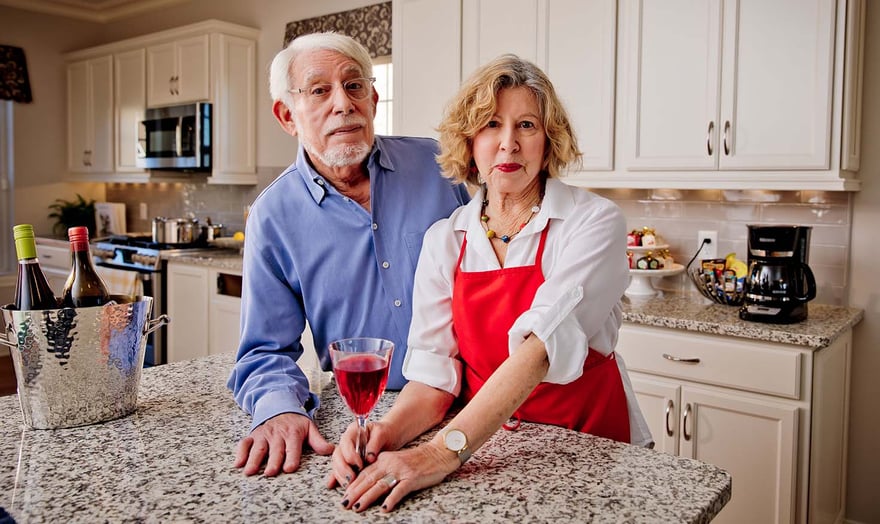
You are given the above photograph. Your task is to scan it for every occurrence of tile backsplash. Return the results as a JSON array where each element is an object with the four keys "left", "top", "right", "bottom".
[
  {"left": 593, "top": 188, "right": 852, "bottom": 306},
  {"left": 107, "top": 178, "right": 852, "bottom": 306}
]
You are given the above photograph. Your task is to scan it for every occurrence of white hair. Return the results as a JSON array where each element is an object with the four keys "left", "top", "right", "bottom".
[{"left": 268, "top": 32, "right": 374, "bottom": 108}]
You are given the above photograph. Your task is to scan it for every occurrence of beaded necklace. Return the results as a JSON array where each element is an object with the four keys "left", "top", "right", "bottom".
[{"left": 480, "top": 197, "right": 541, "bottom": 244}]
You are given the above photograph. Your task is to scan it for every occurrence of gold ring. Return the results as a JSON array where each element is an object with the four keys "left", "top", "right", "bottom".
[{"left": 382, "top": 474, "right": 398, "bottom": 489}]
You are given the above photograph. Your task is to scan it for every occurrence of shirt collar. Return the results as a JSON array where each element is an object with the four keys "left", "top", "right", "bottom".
[
  {"left": 451, "top": 177, "right": 575, "bottom": 232},
  {"left": 296, "top": 137, "right": 394, "bottom": 205}
]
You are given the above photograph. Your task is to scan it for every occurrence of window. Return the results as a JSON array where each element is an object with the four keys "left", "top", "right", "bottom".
[{"left": 372, "top": 55, "right": 392, "bottom": 135}]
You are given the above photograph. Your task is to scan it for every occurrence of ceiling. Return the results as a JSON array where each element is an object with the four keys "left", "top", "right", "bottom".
[{"left": 0, "top": 0, "right": 188, "bottom": 22}]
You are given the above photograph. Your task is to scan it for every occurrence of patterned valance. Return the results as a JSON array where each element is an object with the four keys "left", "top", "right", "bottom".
[
  {"left": 283, "top": 2, "right": 392, "bottom": 58},
  {"left": 0, "top": 45, "right": 33, "bottom": 103}
]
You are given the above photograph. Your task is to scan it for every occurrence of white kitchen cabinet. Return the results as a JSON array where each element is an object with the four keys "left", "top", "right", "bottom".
[
  {"left": 586, "top": 0, "right": 865, "bottom": 190},
  {"left": 618, "top": 323, "right": 851, "bottom": 524},
  {"left": 67, "top": 56, "right": 113, "bottom": 174},
  {"left": 209, "top": 34, "right": 257, "bottom": 183},
  {"left": 459, "top": 0, "right": 617, "bottom": 170},
  {"left": 166, "top": 262, "right": 209, "bottom": 362},
  {"left": 621, "top": 0, "right": 835, "bottom": 172},
  {"left": 65, "top": 20, "right": 258, "bottom": 184},
  {"left": 113, "top": 49, "right": 147, "bottom": 174},
  {"left": 392, "top": 0, "right": 462, "bottom": 139},
  {"left": 167, "top": 263, "right": 244, "bottom": 361},
  {"left": 208, "top": 268, "right": 242, "bottom": 356},
  {"left": 146, "top": 35, "right": 210, "bottom": 107}
]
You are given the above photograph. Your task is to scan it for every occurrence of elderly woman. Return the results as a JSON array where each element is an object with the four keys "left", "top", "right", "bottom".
[{"left": 327, "top": 55, "right": 651, "bottom": 512}]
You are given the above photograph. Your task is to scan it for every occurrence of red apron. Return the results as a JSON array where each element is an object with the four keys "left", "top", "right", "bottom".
[{"left": 452, "top": 227, "right": 631, "bottom": 443}]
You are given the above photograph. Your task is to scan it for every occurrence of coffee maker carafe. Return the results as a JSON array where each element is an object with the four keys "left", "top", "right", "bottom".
[{"left": 739, "top": 225, "right": 817, "bottom": 324}]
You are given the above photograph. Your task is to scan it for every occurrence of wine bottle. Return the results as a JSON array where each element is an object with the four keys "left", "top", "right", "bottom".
[
  {"left": 12, "top": 224, "right": 59, "bottom": 310},
  {"left": 61, "top": 226, "right": 111, "bottom": 307}
]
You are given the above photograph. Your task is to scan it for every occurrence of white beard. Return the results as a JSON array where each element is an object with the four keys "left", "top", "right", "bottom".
[{"left": 306, "top": 141, "right": 372, "bottom": 167}]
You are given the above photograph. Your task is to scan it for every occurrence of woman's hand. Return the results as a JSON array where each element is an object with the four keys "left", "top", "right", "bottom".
[
  {"left": 325, "top": 420, "right": 397, "bottom": 489},
  {"left": 338, "top": 441, "right": 459, "bottom": 513}
]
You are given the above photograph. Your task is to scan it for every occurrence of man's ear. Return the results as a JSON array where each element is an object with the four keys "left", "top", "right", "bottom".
[{"left": 272, "top": 100, "right": 298, "bottom": 137}]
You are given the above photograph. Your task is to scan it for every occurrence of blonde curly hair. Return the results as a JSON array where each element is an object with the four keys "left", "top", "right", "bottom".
[{"left": 437, "top": 54, "right": 582, "bottom": 187}]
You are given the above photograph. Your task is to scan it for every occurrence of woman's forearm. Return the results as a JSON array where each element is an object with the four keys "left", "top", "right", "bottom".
[
  {"left": 430, "top": 334, "right": 549, "bottom": 458},
  {"left": 379, "top": 381, "right": 455, "bottom": 450}
]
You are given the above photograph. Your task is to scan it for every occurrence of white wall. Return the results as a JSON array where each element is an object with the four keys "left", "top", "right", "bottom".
[{"left": 846, "top": 2, "right": 880, "bottom": 523}]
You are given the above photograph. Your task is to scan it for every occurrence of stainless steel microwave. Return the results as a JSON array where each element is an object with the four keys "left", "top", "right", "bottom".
[{"left": 137, "top": 102, "right": 211, "bottom": 170}]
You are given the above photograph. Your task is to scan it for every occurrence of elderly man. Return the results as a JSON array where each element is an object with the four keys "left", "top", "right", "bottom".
[{"left": 226, "top": 32, "right": 469, "bottom": 477}]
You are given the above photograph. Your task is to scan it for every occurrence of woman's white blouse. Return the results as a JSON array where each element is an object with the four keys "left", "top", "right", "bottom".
[{"left": 402, "top": 179, "right": 652, "bottom": 446}]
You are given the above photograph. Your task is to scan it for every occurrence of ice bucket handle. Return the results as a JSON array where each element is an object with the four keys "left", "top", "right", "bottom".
[
  {"left": 145, "top": 314, "right": 170, "bottom": 336},
  {"left": 0, "top": 326, "right": 13, "bottom": 348}
]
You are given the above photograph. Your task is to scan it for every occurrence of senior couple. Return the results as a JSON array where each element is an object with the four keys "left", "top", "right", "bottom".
[{"left": 227, "top": 32, "right": 651, "bottom": 513}]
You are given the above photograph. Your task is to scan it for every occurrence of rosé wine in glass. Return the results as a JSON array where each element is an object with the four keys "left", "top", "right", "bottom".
[{"left": 329, "top": 337, "right": 394, "bottom": 461}]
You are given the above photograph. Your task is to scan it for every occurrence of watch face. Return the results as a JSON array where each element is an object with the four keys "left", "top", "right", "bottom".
[{"left": 445, "top": 429, "right": 467, "bottom": 452}]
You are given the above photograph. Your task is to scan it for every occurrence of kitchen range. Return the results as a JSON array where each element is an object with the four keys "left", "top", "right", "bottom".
[{"left": 91, "top": 232, "right": 223, "bottom": 366}]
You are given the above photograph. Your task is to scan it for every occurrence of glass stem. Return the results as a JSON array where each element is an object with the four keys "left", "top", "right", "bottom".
[{"left": 356, "top": 415, "right": 368, "bottom": 462}]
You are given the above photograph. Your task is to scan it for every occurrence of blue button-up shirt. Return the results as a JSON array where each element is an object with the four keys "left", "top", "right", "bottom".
[{"left": 227, "top": 136, "right": 470, "bottom": 430}]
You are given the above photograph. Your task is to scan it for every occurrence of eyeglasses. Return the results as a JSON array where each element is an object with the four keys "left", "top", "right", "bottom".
[{"left": 289, "top": 77, "right": 376, "bottom": 103}]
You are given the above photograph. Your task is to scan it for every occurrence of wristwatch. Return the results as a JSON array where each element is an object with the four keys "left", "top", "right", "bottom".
[{"left": 443, "top": 428, "right": 472, "bottom": 464}]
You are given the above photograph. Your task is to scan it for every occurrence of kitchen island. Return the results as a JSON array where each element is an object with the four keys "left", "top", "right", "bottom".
[{"left": 0, "top": 353, "right": 731, "bottom": 523}]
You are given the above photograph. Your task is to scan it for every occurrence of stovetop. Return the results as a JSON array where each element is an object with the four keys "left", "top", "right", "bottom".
[{"left": 94, "top": 234, "right": 219, "bottom": 271}]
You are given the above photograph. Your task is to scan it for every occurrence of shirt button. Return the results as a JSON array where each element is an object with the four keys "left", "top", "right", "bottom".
[
  {"left": 394, "top": 299, "right": 402, "bottom": 307},
  {"left": 372, "top": 222, "right": 378, "bottom": 230},
  {"left": 316, "top": 178, "right": 324, "bottom": 185},
  {"left": 382, "top": 261, "right": 390, "bottom": 269}
]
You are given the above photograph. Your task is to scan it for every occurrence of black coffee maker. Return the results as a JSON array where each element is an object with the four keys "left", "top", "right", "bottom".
[{"left": 739, "top": 225, "right": 817, "bottom": 324}]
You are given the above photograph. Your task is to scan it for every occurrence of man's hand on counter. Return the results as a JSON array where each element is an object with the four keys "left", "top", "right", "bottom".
[{"left": 234, "top": 412, "right": 335, "bottom": 476}]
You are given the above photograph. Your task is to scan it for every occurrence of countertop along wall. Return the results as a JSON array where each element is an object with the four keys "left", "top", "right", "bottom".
[{"left": 2, "top": 1, "right": 878, "bottom": 521}]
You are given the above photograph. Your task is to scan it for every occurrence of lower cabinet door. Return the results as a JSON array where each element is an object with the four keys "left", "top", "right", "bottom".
[
  {"left": 680, "top": 386, "right": 798, "bottom": 524},
  {"left": 209, "top": 295, "right": 241, "bottom": 355},
  {"left": 166, "top": 263, "right": 209, "bottom": 362},
  {"left": 630, "top": 373, "right": 680, "bottom": 455}
]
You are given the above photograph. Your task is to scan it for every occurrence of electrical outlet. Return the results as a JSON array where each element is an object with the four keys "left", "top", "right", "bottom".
[
  {"left": 139, "top": 202, "right": 148, "bottom": 220},
  {"left": 697, "top": 230, "right": 718, "bottom": 260}
]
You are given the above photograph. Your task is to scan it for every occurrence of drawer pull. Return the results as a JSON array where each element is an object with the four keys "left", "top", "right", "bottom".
[
  {"left": 682, "top": 403, "right": 693, "bottom": 441},
  {"left": 662, "top": 353, "right": 701, "bottom": 364},
  {"left": 665, "top": 399, "right": 674, "bottom": 437}
]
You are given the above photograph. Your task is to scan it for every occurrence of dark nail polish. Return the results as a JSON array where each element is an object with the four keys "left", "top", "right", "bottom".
[
  {"left": 353, "top": 502, "right": 361, "bottom": 510},
  {"left": 345, "top": 474, "right": 351, "bottom": 482},
  {"left": 382, "top": 504, "right": 388, "bottom": 510},
  {"left": 341, "top": 499, "right": 349, "bottom": 507}
]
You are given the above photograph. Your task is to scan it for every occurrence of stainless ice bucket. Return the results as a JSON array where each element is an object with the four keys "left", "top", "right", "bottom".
[{"left": 0, "top": 296, "right": 169, "bottom": 429}]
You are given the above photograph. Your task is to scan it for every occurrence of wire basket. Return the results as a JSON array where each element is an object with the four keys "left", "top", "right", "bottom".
[{"left": 688, "top": 266, "right": 746, "bottom": 306}]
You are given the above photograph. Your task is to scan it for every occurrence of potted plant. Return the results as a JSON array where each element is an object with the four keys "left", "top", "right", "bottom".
[{"left": 47, "top": 194, "right": 96, "bottom": 237}]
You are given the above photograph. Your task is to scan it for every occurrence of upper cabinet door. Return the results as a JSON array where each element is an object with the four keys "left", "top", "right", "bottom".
[
  {"left": 719, "top": 0, "right": 835, "bottom": 170},
  {"left": 621, "top": 0, "right": 723, "bottom": 170},
  {"left": 462, "top": 0, "right": 541, "bottom": 77},
  {"left": 545, "top": 0, "right": 617, "bottom": 171},
  {"left": 146, "top": 35, "right": 209, "bottom": 107},
  {"left": 459, "top": 0, "right": 616, "bottom": 171},
  {"left": 67, "top": 56, "right": 113, "bottom": 174},
  {"left": 392, "top": 0, "right": 462, "bottom": 139},
  {"left": 114, "top": 48, "right": 146, "bottom": 173}
]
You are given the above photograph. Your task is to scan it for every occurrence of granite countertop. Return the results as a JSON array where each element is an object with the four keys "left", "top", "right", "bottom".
[
  {"left": 156, "top": 245, "right": 862, "bottom": 349},
  {"left": 622, "top": 292, "right": 863, "bottom": 349},
  {"left": 0, "top": 353, "right": 731, "bottom": 523}
]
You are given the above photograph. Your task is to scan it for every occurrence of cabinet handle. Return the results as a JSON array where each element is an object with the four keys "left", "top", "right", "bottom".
[
  {"left": 723, "top": 120, "right": 731, "bottom": 155},
  {"left": 706, "top": 121, "right": 714, "bottom": 156},
  {"left": 682, "top": 403, "right": 692, "bottom": 441},
  {"left": 665, "top": 399, "right": 674, "bottom": 437},
  {"left": 662, "top": 353, "right": 700, "bottom": 364}
]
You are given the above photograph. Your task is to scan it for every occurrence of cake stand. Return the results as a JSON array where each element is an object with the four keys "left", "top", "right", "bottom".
[{"left": 625, "top": 245, "right": 685, "bottom": 297}]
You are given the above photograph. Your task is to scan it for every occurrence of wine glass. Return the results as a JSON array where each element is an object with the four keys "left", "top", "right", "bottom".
[{"left": 328, "top": 337, "right": 394, "bottom": 461}]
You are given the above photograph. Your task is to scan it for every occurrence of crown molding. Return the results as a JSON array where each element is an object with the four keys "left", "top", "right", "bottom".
[{"left": 0, "top": 0, "right": 188, "bottom": 23}]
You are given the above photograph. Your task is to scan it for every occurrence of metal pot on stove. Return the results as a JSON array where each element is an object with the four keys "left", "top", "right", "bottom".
[{"left": 152, "top": 217, "right": 201, "bottom": 244}]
